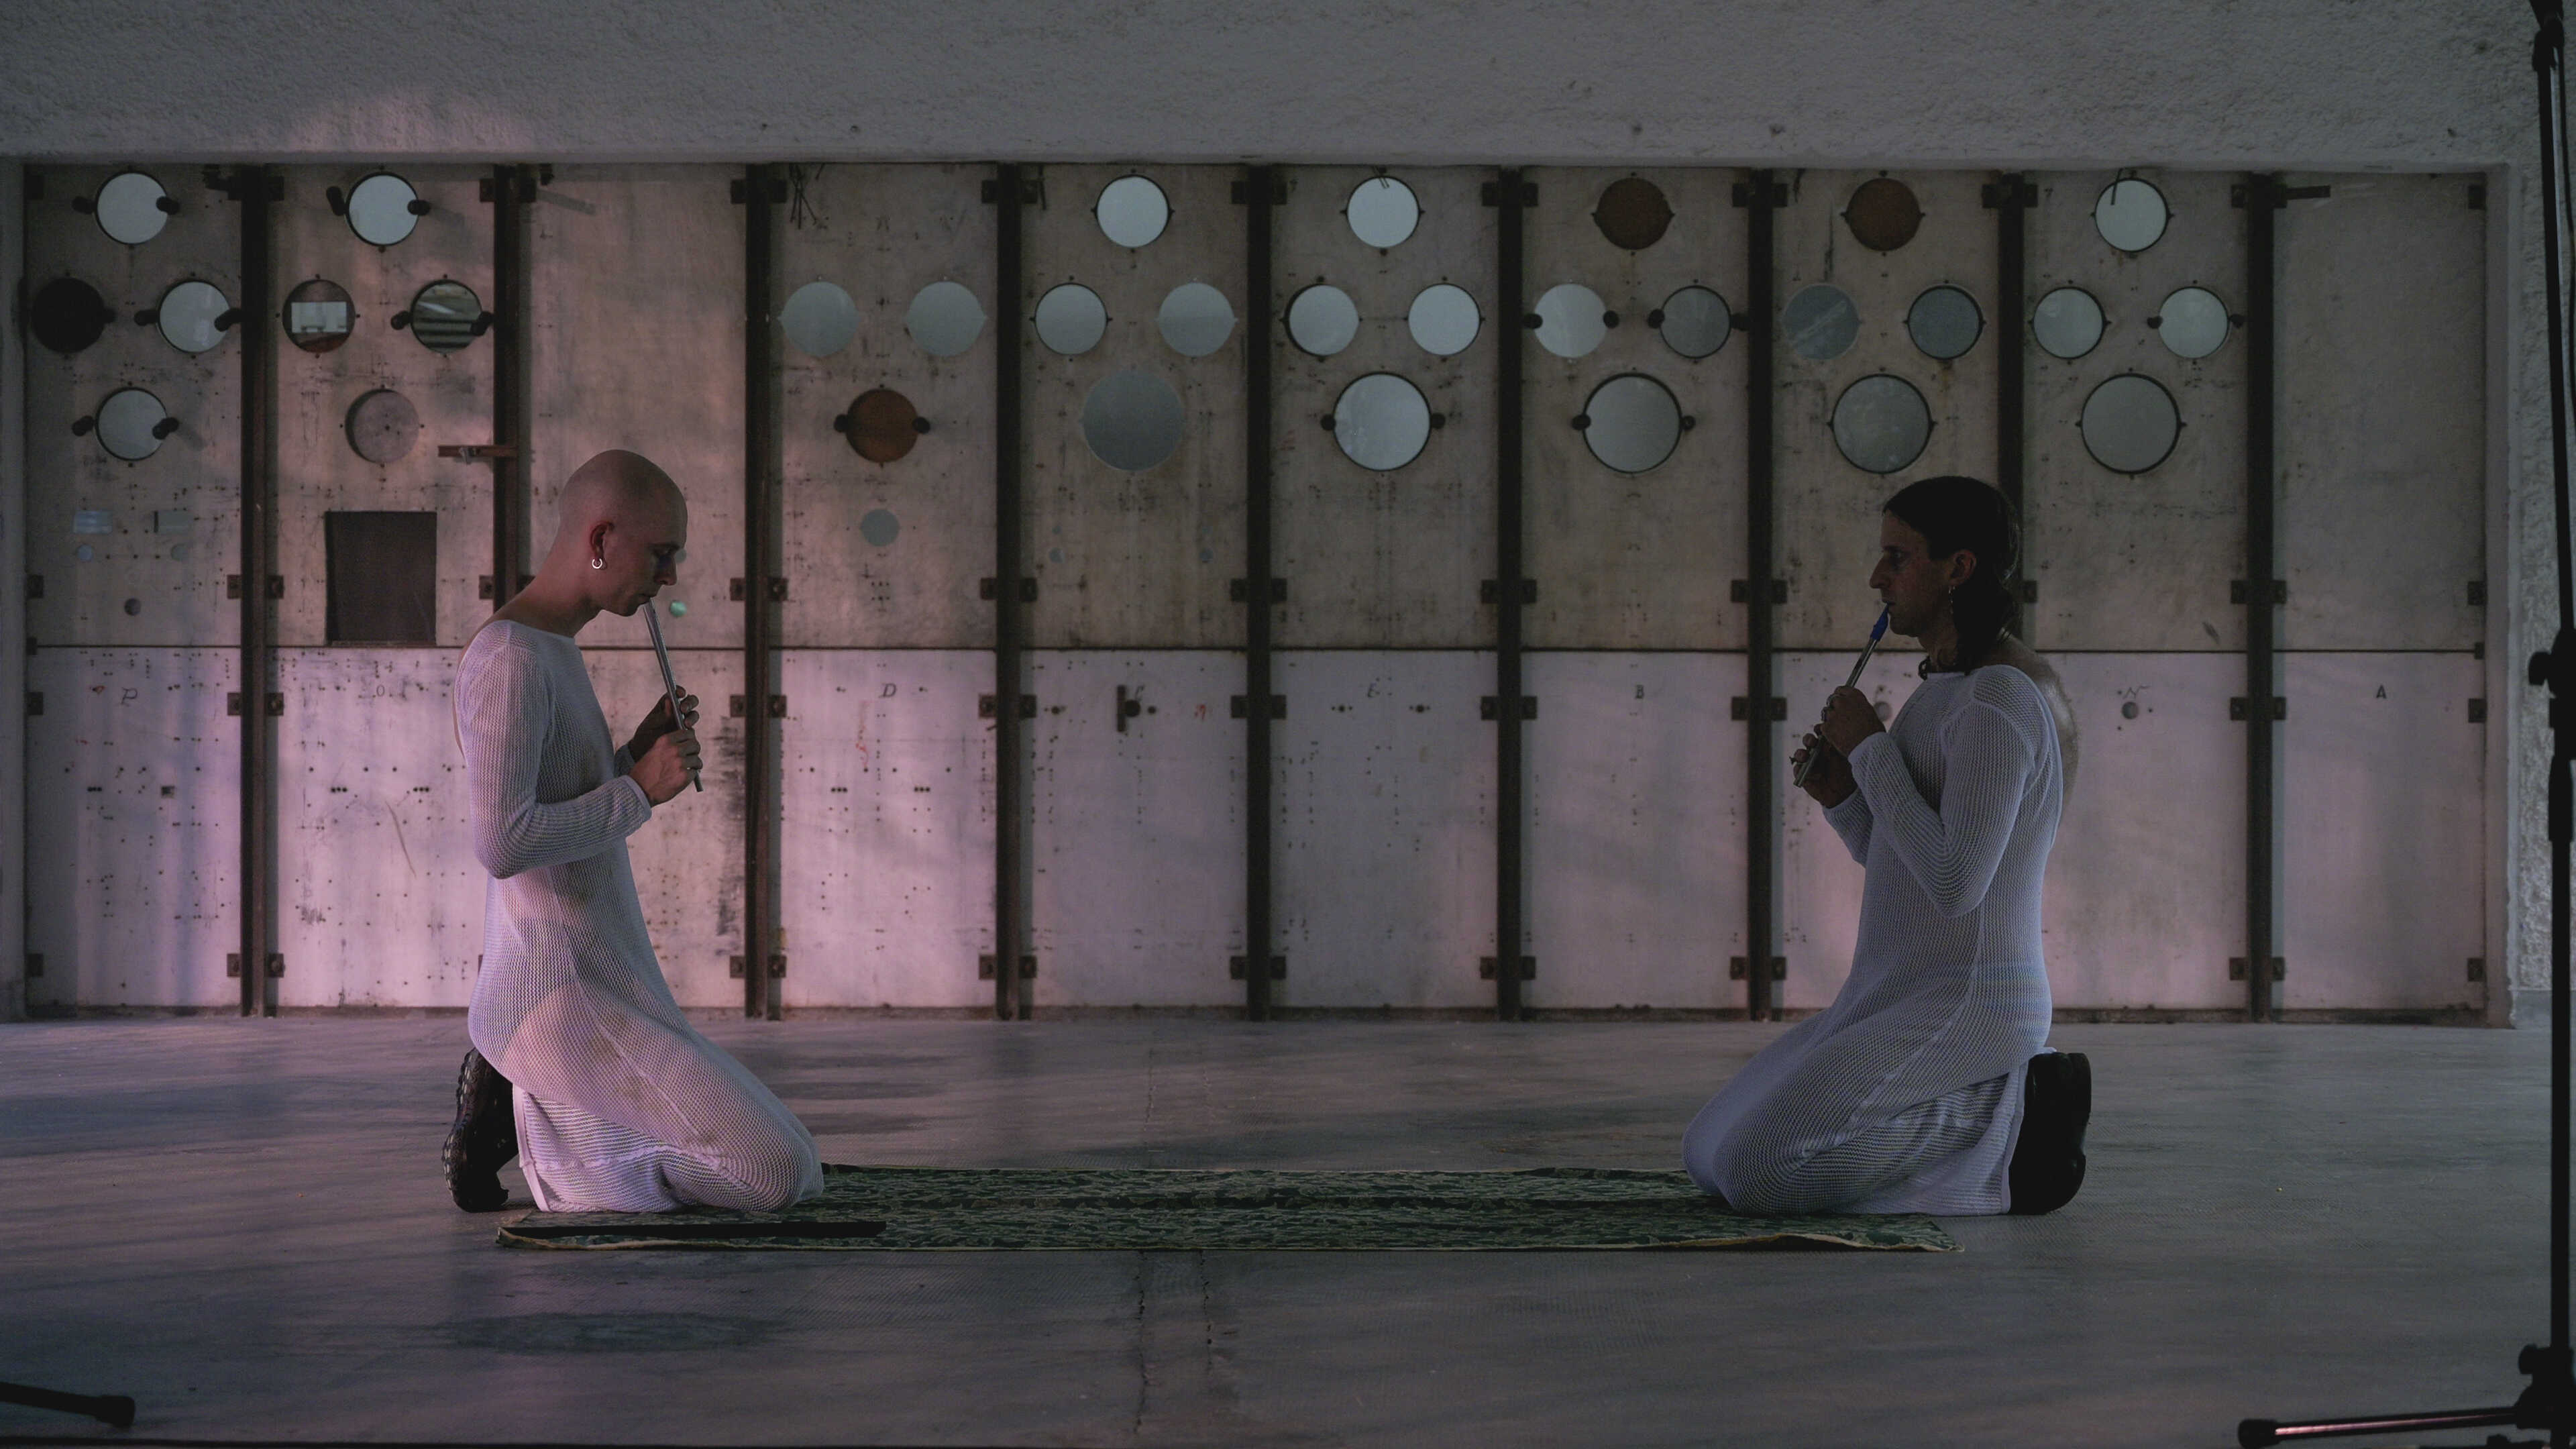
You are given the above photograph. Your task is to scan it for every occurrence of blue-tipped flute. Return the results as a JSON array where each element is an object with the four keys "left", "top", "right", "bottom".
[
  {"left": 1792, "top": 603, "right": 1892, "bottom": 791},
  {"left": 641, "top": 600, "right": 702, "bottom": 792}
]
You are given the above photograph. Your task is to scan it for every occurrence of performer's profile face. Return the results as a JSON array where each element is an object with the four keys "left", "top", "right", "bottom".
[
  {"left": 1870, "top": 512, "right": 1967, "bottom": 639},
  {"left": 609, "top": 492, "right": 690, "bottom": 616}
]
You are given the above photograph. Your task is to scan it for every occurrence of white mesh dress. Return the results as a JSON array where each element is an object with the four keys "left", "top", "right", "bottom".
[
  {"left": 1682, "top": 663, "right": 2064, "bottom": 1216},
  {"left": 458, "top": 621, "right": 822, "bottom": 1214}
]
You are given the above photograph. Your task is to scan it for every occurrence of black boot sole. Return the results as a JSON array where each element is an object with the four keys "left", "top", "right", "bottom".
[
  {"left": 442, "top": 1049, "right": 519, "bottom": 1214},
  {"left": 2008, "top": 1051, "right": 2090, "bottom": 1216}
]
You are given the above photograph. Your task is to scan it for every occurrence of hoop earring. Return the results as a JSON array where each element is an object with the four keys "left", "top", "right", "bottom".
[{"left": 590, "top": 557, "right": 604, "bottom": 570}]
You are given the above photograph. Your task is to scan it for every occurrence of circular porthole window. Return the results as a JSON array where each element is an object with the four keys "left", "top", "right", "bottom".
[
  {"left": 345, "top": 388, "right": 421, "bottom": 466},
  {"left": 1831, "top": 375, "right": 1932, "bottom": 475},
  {"left": 906, "top": 280, "right": 986, "bottom": 358},
  {"left": 2031, "top": 286, "right": 2105, "bottom": 360},
  {"left": 284, "top": 279, "right": 356, "bottom": 354},
  {"left": 840, "top": 388, "right": 923, "bottom": 464},
  {"left": 94, "top": 172, "right": 171, "bottom": 246},
  {"left": 1580, "top": 375, "right": 1686, "bottom": 474},
  {"left": 1845, "top": 178, "right": 1923, "bottom": 252},
  {"left": 1782, "top": 284, "right": 1860, "bottom": 362},
  {"left": 1331, "top": 373, "right": 1433, "bottom": 472},
  {"left": 2155, "top": 286, "right": 2231, "bottom": 360},
  {"left": 1347, "top": 176, "right": 1419, "bottom": 249},
  {"left": 1654, "top": 286, "right": 1731, "bottom": 360},
  {"left": 1034, "top": 283, "right": 1109, "bottom": 356},
  {"left": 1408, "top": 284, "right": 1481, "bottom": 357},
  {"left": 1288, "top": 284, "right": 1360, "bottom": 358},
  {"left": 347, "top": 174, "right": 424, "bottom": 247},
  {"left": 1081, "top": 368, "right": 1187, "bottom": 472},
  {"left": 2094, "top": 178, "right": 2169, "bottom": 253},
  {"left": 155, "top": 280, "right": 234, "bottom": 355},
  {"left": 1532, "top": 283, "right": 1610, "bottom": 360},
  {"left": 1097, "top": 175, "right": 1169, "bottom": 249},
  {"left": 32, "top": 278, "right": 115, "bottom": 356},
  {"left": 1158, "top": 282, "right": 1236, "bottom": 357},
  {"left": 403, "top": 280, "right": 484, "bottom": 354},
  {"left": 1594, "top": 178, "right": 1674, "bottom": 252},
  {"left": 94, "top": 388, "right": 174, "bottom": 462},
  {"left": 1905, "top": 285, "right": 1983, "bottom": 362},
  {"left": 2080, "top": 374, "right": 2181, "bottom": 474},
  {"left": 782, "top": 280, "right": 859, "bottom": 357}
]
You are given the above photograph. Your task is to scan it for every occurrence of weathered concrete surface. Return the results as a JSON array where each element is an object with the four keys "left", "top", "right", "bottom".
[{"left": 0, "top": 1018, "right": 2546, "bottom": 1448}]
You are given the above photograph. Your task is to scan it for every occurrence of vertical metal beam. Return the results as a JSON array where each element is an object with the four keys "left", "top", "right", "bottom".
[
  {"left": 1743, "top": 170, "right": 1779, "bottom": 1022},
  {"left": 743, "top": 164, "right": 782, "bottom": 1020},
  {"left": 2244, "top": 173, "right": 2280, "bottom": 1024},
  {"left": 490, "top": 165, "right": 533, "bottom": 607},
  {"left": 1994, "top": 172, "right": 2029, "bottom": 522},
  {"left": 993, "top": 163, "right": 1028, "bottom": 1022},
  {"left": 235, "top": 165, "right": 278, "bottom": 1018},
  {"left": 1494, "top": 168, "right": 1528, "bottom": 1022},
  {"left": 1242, "top": 165, "right": 1277, "bottom": 1022}
]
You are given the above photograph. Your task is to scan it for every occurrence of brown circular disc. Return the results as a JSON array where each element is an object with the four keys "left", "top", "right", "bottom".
[
  {"left": 1844, "top": 178, "right": 1922, "bottom": 252},
  {"left": 284, "top": 278, "right": 356, "bottom": 354},
  {"left": 846, "top": 388, "right": 919, "bottom": 464},
  {"left": 1593, "top": 177, "right": 1674, "bottom": 252},
  {"left": 344, "top": 388, "right": 419, "bottom": 465}
]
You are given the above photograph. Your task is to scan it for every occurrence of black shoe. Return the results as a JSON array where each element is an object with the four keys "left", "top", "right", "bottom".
[
  {"left": 2007, "top": 1051, "right": 2090, "bottom": 1216},
  {"left": 442, "top": 1048, "right": 519, "bottom": 1213}
]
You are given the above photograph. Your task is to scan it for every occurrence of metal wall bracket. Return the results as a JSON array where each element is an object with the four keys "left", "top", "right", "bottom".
[
  {"left": 2231, "top": 182, "right": 2332, "bottom": 209},
  {"left": 1479, "top": 956, "right": 1536, "bottom": 981},
  {"left": 978, "top": 954, "right": 1037, "bottom": 979},
  {"left": 1481, "top": 578, "right": 1538, "bottom": 605},
  {"left": 1731, "top": 180, "right": 1791, "bottom": 208},
  {"left": 1731, "top": 696, "right": 1788, "bottom": 721},
  {"left": 2231, "top": 578, "right": 2289, "bottom": 605},
  {"left": 729, "top": 577, "right": 789, "bottom": 602},
  {"left": 1729, "top": 956, "right": 1788, "bottom": 981},
  {"left": 981, "top": 177, "right": 1044, "bottom": 205},
  {"left": 1116, "top": 685, "right": 1149, "bottom": 732},
  {"left": 731, "top": 694, "right": 788, "bottom": 718},
  {"left": 980, "top": 694, "right": 1038, "bottom": 720},
  {"left": 1230, "top": 177, "right": 1288, "bottom": 206},
  {"left": 1481, "top": 696, "right": 1538, "bottom": 720},
  {"left": 435, "top": 443, "right": 519, "bottom": 462},
  {"left": 2229, "top": 957, "right": 2287, "bottom": 981},
  {"left": 2229, "top": 696, "right": 2288, "bottom": 721},
  {"left": 229, "top": 953, "right": 284, "bottom": 978},
  {"left": 1230, "top": 578, "right": 1288, "bottom": 603},
  {"left": 1230, "top": 955, "right": 1287, "bottom": 980},
  {"left": 1980, "top": 180, "right": 2041, "bottom": 208},
  {"left": 1730, "top": 579, "right": 1787, "bottom": 605},
  {"left": 1231, "top": 694, "right": 1287, "bottom": 719},
  {"left": 225, "top": 692, "right": 286, "bottom": 718},
  {"left": 1481, "top": 180, "right": 1538, "bottom": 207}
]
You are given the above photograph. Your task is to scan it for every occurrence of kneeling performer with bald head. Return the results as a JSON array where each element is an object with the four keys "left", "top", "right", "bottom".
[{"left": 441, "top": 449, "right": 822, "bottom": 1214}]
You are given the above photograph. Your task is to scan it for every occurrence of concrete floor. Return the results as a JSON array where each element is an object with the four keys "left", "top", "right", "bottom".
[{"left": 0, "top": 1018, "right": 2552, "bottom": 1448}]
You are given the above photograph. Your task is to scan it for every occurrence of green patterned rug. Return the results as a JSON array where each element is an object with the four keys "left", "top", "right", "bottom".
[{"left": 495, "top": 1165, "right": 1956, "bottom": 1252}]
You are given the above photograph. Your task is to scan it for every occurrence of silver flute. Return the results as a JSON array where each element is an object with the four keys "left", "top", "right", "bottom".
[
  {"left": 641, "top": 600, "right": 702, "bottom": 793},
  {"left": 1792, "top": 604, "right": 1892, "bottom": 790}
]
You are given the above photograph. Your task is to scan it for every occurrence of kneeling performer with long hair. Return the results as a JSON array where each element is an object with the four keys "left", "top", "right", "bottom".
[
  {"left": 441, "top": 449, "right": 822, "bottom": 1214},
  {"left": 1682, "top": 476, "right": 2090, "bottom": 1216}
]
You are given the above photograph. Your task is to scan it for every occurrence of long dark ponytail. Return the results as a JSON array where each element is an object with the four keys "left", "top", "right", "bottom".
[{"left": 1883, "top": 475, "right": 2020, "bottom": 673}]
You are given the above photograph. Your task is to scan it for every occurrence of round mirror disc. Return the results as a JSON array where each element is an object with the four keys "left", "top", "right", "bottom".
[
  {"left": 345, "top": 388, "right": 421, "bottom": 466},
  {"left": 1035, "top": 284, "right": 1108, "bottom": 356},
  {"left": 1288, "top": 284, "right": 1360, "bottom": 358},
  {"left": 1081, "top": 368, "right": 1187, "bottom": 472},
  {"left": 1582, "top": 374, "right": 1684, "bottom": 474},
  {"left": 2080, "top": 374, "right": 2182, "bottom": 473},
  {"left": 1332, "top": 373, "right": 1433, "bottom": 472},
  {"left": 1831, "top": 375, "right": 1933, "bottom": 474},
  {"left": 1408, "top": 284, "right": 1481, "bottom": 357},
  {"left": 782, "top": 281, "right": 859, "bottom": 357}
]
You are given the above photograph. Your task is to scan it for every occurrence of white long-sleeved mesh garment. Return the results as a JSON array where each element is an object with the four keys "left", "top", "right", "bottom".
[
  {"left": 1682, "top": 663, "right": 2064, "bottom": 1215},
  {"left": 457, "top": 620, "right": 822, "bottom": 1213}
]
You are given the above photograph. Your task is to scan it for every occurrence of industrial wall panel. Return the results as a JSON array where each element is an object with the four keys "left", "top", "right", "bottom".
[
  {"left": 25, "top": 648, "right": 238, "bottom": 1008},
  {"left": 272, "top": 649, "right": 479, "bottom": 1008},
  {"left": 2041, "top": 653, "right": 2248, "bottom": 1012},
  {"left": 1271, "top": 167, "right": 1495, "bottom": 648},
  {"left": 776, "top": 649, "right": 994, "bottom": 1010},
  {"left": 1775, "top": 646, "right": 1926, "bottom": 1010},
  {"left": 1020, "top": 164, "right": 1246, "bottom": 649},
  {"left": 530, "top": 166, "right": 745, "bottom": 651},
  {"left": 777, "top": 165, "right": 997, "bottom": 651},
  {"left": 1774, "top": 170, "right": 2000, "bottom": 649},
  {"left": 2282, "top": 651, "right": 2485, "bottom": 1012},
  {"left": 1025, "top": 650, "right": 1244, "bottom": 1007},
  {"left": 2022, "top": 169, "right": 2247, "bottom": 651},
  {"left": 1523, "top": 651, "right": 1747, "bottom": 1010},
  {"left": 272, "top": 165, "right": 493, "bottom": 649},
  {"left": 584, "top": 647, "right": 748, "bottom": 1011},
  {"left": 1523, "top": 168, "right": 1750, "bottom": 651},
  {"left": 27, "top": 165, "right": 242, "bottom": 648},
  {"left": 1273, "top": 651, "right": 1495, "bottom": 1008},
  {"left": 2278, "top": 174, "right": 2486, "bottom": 651}
]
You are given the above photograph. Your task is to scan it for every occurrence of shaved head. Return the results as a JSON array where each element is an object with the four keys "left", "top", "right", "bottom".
[{"left": 555, "top": 449, "right": 683, "bottom": 544}]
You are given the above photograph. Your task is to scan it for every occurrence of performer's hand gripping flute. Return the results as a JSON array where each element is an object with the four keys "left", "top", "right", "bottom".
[
  {"left": 1790, "top": 604, "right": 1891, "bottom": 790},
  {"left": 642, "top": 600, "right": 702, "bottom": 792}
]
